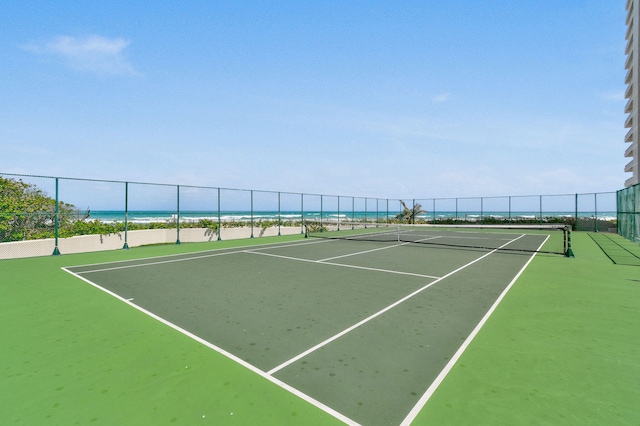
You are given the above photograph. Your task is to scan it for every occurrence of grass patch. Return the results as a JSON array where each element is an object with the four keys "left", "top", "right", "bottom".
[{"left": 588, "top": 232, "right": 640, "bottom": 266}]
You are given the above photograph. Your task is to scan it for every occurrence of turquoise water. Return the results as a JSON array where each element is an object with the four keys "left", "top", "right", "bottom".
[
  {"left": 88, "top": 210, "right": 616, "bottom": 224},
  {"left": 89, "top": 210, "right": 385, "bottom": 223}
]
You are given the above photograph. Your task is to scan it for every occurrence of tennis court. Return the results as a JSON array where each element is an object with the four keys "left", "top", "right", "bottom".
[{"left": 63, "top": 225, "right": 567, "bottom": 425}]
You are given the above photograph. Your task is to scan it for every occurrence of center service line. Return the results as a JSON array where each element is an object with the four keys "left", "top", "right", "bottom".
[
  {"left": 246, "top": 250, "right": 440, "bottom": 279},
  {"left": 266, "top": 234, "right": 526, "bottom": 376}
]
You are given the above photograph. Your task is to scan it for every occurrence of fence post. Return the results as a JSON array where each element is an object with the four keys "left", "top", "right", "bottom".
[
  {"left": 176, "top": 185, "right": 181, "bottom": 245},
  {"left": 432, "top": 199, "right": 436, "bottom": 221},
  {"left": 352, "top": 197, "right": 355, "bottom": 229},
  {"left": 250, "top": 190, "right": 254, "bottom": 238},
  {"left": 123, "top": 182, "right": 129, "bottom": 249},
  {"left": 365, "top": 198, "right": 369, "bottom": 227},
  {"left": 52, "top": 177, "right": 61, "bottom": 255},
  {"left": 616, "top": 189, "right": 621, "bottom": 235},
  {"left": 278, "top": 192, "right": 281, "bottom": 236},
  {"left": 616, "top": 189, "right": 622, "bottom": 235},
  {"left": 594, "top": 193, "right": 598, "bottom": 232},
  {"left": 575, "top": 193, "right": 578, "bottom": 229},
  {"left": 386, "top": 198, "right": 389, "bottom": 223},
  {"left": 455, "top": 198, "right": 458, "bottom": 221},
  {"left": 217, "top": 188, "right": 222, "bottom": 241},
  {"left": 539, "top": 195, "right": 543, "bottom": 225}
]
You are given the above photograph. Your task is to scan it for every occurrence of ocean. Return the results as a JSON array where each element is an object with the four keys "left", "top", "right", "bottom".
[{"left": 88, "top": 210, "right": 617, "bottom": 224}]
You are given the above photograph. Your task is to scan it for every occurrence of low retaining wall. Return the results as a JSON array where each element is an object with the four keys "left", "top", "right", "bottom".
[{"left": 0, "top": 226, "right": 304, "bottom": 260}]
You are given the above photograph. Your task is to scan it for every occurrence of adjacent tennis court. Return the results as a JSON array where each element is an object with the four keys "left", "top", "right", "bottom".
[{"left": 63, "top": 225, "right": 567, "bottom": 425}]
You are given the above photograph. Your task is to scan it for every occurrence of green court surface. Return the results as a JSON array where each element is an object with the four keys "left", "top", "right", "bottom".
[
  {"left": 2, "top": 231, "right": 638, "bottom": 425},
  {"left": 588, "top": 232, "right": 640, "bottom": 266}
]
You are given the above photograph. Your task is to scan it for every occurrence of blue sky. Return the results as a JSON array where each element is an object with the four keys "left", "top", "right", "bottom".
[{"left": 0, "top": 1, "right": 628, "bottom": 200}]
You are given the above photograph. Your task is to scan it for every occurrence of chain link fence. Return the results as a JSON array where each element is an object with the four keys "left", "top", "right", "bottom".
[
  {"left": 0, "top": 172, "right": 620, "bottom": 258},
  {"left": 413, "top": 192, "right": 617, "bottom": 232},
  {"left": 617, "top": 184, "right": 639, "bottom": 244}
]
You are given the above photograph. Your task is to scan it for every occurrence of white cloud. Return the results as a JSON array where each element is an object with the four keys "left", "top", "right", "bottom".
[
  {"left": 599, "top": 90, "right": 625, "bottom": 102},
  {"left": 23, "top": 35, "right": 138, "bottom": 76},
  {"left": 431, "top": 93, "right": 451, "bottom": 103}
]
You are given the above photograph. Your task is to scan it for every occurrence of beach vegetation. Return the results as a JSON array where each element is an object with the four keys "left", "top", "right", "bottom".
[
  {"left": 0, "top": 177, "right": 222, "bottom": 242},
  {"left": 396, "top": 200, "right": 426, "bottom": 224},
  {"left": 0, "top": 176, "right": 79, "bottom": 242}
]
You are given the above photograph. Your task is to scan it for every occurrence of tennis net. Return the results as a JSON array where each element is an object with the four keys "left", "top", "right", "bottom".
[{"left": 304, "top": 221, "right": 574, "bottom": 257}]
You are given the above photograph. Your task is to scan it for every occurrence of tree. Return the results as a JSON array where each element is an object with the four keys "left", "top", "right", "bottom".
[
  {"left": 0, "top": 177, "right": 78, "bottom": 241},
  {"left": 396, "top": 200, "right": 426, "bottom": 224}
]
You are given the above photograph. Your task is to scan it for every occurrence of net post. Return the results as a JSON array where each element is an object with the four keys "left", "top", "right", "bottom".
[{"left": 564, "top": 225, "right": 575, "bottom": 258}]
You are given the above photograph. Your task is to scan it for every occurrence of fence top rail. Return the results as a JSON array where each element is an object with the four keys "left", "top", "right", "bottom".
[
  {"left": 422, "top": 192, "right": 616, "bottom": 201},
  {"left": 0, "top": 172, "right": 335, "bottom": 197},
  {"left": 0, "top": 172, "right": 618, "bottom": 201}
]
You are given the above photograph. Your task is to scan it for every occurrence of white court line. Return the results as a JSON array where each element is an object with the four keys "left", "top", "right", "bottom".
[
  {"left": 249, "top": 238, "right": 334, "bottom": 250},
  {"left": 317, "top": 236, "right": 441, "bottom": 262},
  {"left": 399, "top": 234, "right": 549, "bottom": 426},
  {"left": 246, "top": 250, "right": 441, "bottom": 280},
  {"left": 66, "top": 238, "right": 322, "bottom": 269},
  {"left": 266, "top": 234, "right": 527, "bottom": 375},
  {"left": 61, "top": 266, "right": 362, "bottom": 426},
  {"left": 76, "top": 250, "right": 243, "bottom": 274},
  {"left": 317, "top": 234, "right": 441, "bottom": 262},
  {"left": 318, "top": 241, "right": 411, "bottom": 262},
  {"left": 71, "top": 239, "right": 331, "bottom": 274}
]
